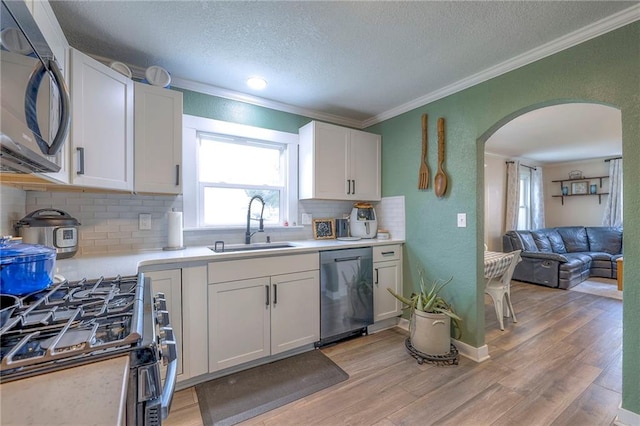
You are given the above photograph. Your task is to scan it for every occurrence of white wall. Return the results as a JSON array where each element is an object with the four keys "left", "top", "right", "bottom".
[
  {"left": 484, "top": 153, "right": 507, "bottom": 251},
  {"left": 0, "top": 185, "right": 26, "bottom": 236},
  {"left": 543, "top": 158, "right": 610, "bottom": 227}
]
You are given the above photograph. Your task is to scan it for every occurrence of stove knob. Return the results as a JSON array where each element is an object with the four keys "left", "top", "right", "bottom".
[
  {"left": 160, "top": 340, "right": 177, "bottom": 366},
  {"left": 156, "top": 310, "right": 170, "bottom": 327},
  {"left": 156, "top": 298, "right": 167, "bottom": 311},
  {"left": 158, "top": 326, "right": 173, "bottom": 340}
]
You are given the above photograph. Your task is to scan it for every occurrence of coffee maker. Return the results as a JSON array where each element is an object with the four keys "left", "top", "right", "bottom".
[{"left": 349, "top": 203, "right": 378, "bottom": 238}]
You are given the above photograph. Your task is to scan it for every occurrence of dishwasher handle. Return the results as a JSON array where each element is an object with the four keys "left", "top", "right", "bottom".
[{"left": 334, "top": 256, "right": 361, "bottom": 262}]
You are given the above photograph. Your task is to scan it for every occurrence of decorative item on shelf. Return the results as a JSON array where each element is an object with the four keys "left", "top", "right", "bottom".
[
  {"left": 312, "top": 218, "right": 335, "bottom": 240},
  {"left": 562, "top": 186, "right": 569, "bottom": 195},
  {"left": 571, "top": 181, "right": 588, "bottom": 195},
  {"left": 568, "top": 170, "right": 583, "bottom": 180},
  {"left": 590, "top": 184, "right": 598, "bottom": 194}
]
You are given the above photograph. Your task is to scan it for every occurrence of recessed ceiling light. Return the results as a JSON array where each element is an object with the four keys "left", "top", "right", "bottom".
[{"left": 247, "top": 77, "right": 267, "bottom": 90}]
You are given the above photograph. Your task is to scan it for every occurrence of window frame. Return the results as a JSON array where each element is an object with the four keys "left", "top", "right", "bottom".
[{"left": 182, "top": 115, "right": 298, "bottom": 230}]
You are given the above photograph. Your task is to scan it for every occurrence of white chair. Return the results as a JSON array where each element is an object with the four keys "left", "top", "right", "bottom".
[{"left": 485, "top": 250, "right": 521, "bottom": 330}]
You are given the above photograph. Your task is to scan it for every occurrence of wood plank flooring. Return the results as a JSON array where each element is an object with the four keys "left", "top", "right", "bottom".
[{"left": 165, "top": 281, "right": 622, "bottom": 426}]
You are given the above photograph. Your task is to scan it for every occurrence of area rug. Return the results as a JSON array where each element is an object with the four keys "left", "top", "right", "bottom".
[
  {"left": 195, "top": 350, "right": 348, "bottom": 425},
  {"left": 569, "top": 278, "right": 622, "bottom": 300}
]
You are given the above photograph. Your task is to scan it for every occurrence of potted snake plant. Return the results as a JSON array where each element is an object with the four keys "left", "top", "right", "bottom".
[{"left": 388, "top": 268, "right": 461, "bottom": 355}]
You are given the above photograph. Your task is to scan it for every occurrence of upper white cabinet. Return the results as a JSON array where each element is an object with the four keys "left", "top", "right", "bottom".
[
  {"left": 299, "top": 121, "right": 381, "bottom": 201},
  {"left": 134, "top": 82, "right": 183, "bottom": 194},
  {"left": 68, "top": 48, "right": 133, "bottom": 191}
]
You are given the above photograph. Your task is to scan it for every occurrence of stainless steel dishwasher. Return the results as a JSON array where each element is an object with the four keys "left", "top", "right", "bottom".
[{"left": 318, "top": 247, "right": 373, "bottom": 346}]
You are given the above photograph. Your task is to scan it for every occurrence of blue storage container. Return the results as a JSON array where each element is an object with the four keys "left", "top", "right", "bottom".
[{"left": 0, "top": 239, "right": 56, "bottom": 296}]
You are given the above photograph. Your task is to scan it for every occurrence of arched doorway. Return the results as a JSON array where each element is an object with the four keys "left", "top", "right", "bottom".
[{"left": 480, "top": 101, "right": 622, "bottom": 251}]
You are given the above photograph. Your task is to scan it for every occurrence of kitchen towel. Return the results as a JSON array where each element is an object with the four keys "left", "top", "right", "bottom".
[{"left": 167, "top": 211, "right": 183, "bottom": 248}]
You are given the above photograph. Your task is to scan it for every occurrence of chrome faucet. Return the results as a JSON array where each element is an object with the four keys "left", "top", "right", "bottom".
[{"left": 245, "top": 195, "right": 265, "bottom": 244}]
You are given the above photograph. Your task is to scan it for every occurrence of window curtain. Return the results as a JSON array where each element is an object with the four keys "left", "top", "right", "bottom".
[
  {"left": 602, "top": 158, "right": 623, "bottom": 227},
  {"left": 504, "top": 161, "right": 520, "bottom": 231},
  {"left": 530, "top": 166, "right": 545, "bottom": 230}
]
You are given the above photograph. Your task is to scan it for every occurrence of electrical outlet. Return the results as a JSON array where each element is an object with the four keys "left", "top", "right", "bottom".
[
  {"left": 139, "top": 213, "right": 152, "bottom": 230},
  {"left": 302, "top": 213, "right": 312, "bottom": 225},
  {"left": 457, "top": 213, "right": 467, "bottom": 228}
]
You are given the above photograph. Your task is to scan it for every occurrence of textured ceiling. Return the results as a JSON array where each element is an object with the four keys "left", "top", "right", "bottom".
[
  {"left": 50, "top": 1, "right": 637, "bottom": 124},
  {"left": 49, "top": 1, "right": 636, "bottom": 164},
  {"left": 485, "top": 104, "right": 622, "bottom": 165}
]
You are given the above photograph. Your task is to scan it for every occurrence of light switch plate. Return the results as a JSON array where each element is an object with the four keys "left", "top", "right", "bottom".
[
  {"left": 302, "top": 213, "right": 312, "bottom": 225},
  {"left": 457, "top": 213, "right": 467, "bottom": 228},
  {"left": 139, "top": 213, "right": 152, "bottom": 230}
]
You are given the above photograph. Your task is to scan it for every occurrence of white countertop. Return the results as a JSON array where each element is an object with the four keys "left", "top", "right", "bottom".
[
  {"left": 0, "top": 355, "right": 130, "bottom": 426},
  {"left": 55, "top": 238, "right": 404, "bottom": 282}
]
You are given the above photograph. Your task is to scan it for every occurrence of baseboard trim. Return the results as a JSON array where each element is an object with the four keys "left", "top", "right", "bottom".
[
  {"left": 615, "top": 405, "right": 640, "bottom": 426},
  {"left": 452, "top": 339, "right": 490, "bottom": 363},
  {"left": 394, "top": 320, "right": 490, "bottom": 363}
]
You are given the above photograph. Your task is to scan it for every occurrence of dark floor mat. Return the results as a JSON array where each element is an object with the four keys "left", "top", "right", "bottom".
[{"left": 195, "top": 349, "right": 348, "bottom": 425}]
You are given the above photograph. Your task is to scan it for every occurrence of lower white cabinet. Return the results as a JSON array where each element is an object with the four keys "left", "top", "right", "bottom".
[
  {"left": 145, "top": 266, "right": 208, "bottom": 383},
  {"left": 208, "top": 254, "right": 320, "bottom": 372},
  {"left": 373, "top": 245, "right": 403, "bottom": 322}
]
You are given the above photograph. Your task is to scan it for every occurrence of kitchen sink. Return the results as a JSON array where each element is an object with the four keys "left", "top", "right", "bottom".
[{"left": 209, "top": 242, "right": 296, "bottom": 253}]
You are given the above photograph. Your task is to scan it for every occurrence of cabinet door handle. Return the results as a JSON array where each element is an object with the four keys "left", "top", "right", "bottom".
[
  {"left": 352, "top": 179, "right": 356, "bottom": 194},
  {"left": 375, "top": 268, "right": 379, "bottom": 285},
  {"left": 381, "top": 251, "right": 395, "bottom": 256},
  {"left": 76, "top": 147, "right": 85, "bottom": 175},
  {"left": 273, "top": 284, "right": 278, "bottom": 305},
  {"left": 175, "top": 165, "right": 180, "bottom": 186},
  {"left": 346, "top": 179, "right": 351, "bottom": 195},
  {"left": 265, "top": 285, "right": 270, "bottom": 306}
]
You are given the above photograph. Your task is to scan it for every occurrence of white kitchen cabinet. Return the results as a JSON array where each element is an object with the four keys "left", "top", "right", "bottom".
[
  {"left": 299, "top": 121, "right": 381, "bottom": 201},
  {"left": 208, "top": 253, "right": 320, "bottom": 372},
  {"left": 373, "top": 245, "right": 403, "bottom": 322},
  {"left": 134, "top": 82, "right": 183, "bottom": 194},
  {"left": 145, "top": 266, "right": 208, "bottom": 383},
  {"left": 69, "top": 48, "right": 133, "bottom": 191},
  {"left": 270, "top": 270, "right": 320, "bottom": 354}
]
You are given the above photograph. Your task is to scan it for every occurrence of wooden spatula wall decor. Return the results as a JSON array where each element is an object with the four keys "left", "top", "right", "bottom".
[
  {"left": 418, "top": 114, "right": 429, "bottom": 190},
  {"left": 434, "top": 117, "right": 448, "bottom": 198}
]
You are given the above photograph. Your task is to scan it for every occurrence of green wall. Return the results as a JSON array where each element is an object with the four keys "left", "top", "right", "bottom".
[
  {"left": 367, "top": 22, "right": 639, "bottom": 416},
  {"left": 178, "top": 22, "right": 639, "bottom": 416},
  {"left": 177, "top": 88, "right": 312, "bottom": 134}
]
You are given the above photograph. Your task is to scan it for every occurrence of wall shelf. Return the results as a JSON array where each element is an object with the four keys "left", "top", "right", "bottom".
[
  {"left": 551, "top": 175, "right": 609, "bottom": 205},
  {"left": 552, "top": 193, "right": 609, "bottom": 205}
]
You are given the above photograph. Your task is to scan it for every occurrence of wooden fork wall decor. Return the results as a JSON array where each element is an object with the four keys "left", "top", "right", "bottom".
[{"left": 418, "top": 113, "right": 429, "bottom": 190}]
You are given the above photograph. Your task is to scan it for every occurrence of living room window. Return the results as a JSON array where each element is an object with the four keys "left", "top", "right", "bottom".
[
  {"left": 518, "top": 169, "right": 531, "bottom": 230},
  {"left": 182, "top": 115, "right": 298, "bottom": 229}
]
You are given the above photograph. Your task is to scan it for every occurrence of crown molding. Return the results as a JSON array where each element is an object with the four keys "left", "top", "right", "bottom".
[
  {"left": 362, "top": 4, "right": 640, "bottom": 128},
  {"left": 169, "top": 77, "right": 363, "bottom": 128}
]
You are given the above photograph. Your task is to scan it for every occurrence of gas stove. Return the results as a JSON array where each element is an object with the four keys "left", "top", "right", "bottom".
[{"left": 0, "top": 274, "right": 177, "bottom": 425}]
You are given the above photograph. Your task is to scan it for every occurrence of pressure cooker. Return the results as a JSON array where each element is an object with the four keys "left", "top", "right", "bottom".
[{"left": 14, "top": 209, "right": 80, "bottom": 259}]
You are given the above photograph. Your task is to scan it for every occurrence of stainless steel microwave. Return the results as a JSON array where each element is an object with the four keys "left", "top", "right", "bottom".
[{"left": 0, "top": 0, "right": 70, "bottom": 173}]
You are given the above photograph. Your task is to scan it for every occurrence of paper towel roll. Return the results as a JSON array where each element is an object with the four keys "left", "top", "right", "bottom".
[{"left": 167, "top": 211, "right": 183, "bottom": 248}]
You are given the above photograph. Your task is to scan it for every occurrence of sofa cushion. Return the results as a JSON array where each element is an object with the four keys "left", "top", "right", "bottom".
[
  {"left": 532, "top": 231, "right": 553, "bottom": 252},
  {"left": 519, "top": 232, "right": 539, "bottom": 252},
  {"left": 545, "top": 230, "right": 567, "bottom": 254},
  {"left": 586, "top": 227, "right": 623, "bottom": 254},
  {"left": 556, "top": 227, "right": 589, "bottom": 253}
]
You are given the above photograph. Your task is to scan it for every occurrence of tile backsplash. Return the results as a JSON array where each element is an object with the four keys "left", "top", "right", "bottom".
[{"left": 9, "top": 188, "right": 405, "bottom": 256}]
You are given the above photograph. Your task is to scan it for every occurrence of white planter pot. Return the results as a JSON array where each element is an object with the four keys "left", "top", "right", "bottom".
[{"left": 411, "top": 310, "right": 451, "bottom": 355}]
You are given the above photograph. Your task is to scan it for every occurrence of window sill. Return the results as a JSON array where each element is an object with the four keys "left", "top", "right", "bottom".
[{"left": 184, "top": 225, "right": 304, "bottom": 232}]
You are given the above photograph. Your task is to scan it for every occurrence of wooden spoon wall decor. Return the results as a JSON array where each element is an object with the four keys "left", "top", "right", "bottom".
[
  {"left": 418, "top": 114, "right": 429, "bottom": 189},
  {"left": 434, "top": 117, "right": 448, "bottom": 198}
]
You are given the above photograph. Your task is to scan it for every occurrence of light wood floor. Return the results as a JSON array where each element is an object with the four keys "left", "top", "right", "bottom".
[{"left": 165, "top": 281, "right": 622, "bottom": 426}]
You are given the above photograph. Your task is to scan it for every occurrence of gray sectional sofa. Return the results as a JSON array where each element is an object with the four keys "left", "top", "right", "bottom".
[{"left": 502, "top": 226, "right": 623, "bottom": 289}]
